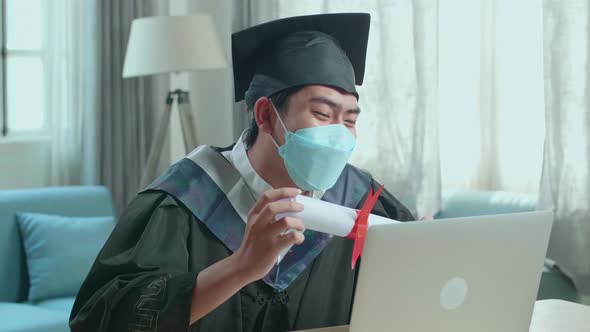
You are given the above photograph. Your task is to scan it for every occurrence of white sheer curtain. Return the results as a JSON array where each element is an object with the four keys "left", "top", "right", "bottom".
[
  {"left": 439, "top": 0, "right": 545, "bottom": 193},
  {"left": 277, "top": 0, "right": 442, "bottom": 219},
  {"left": 44, "top": 0, "right": 98, "bottom": 185},
  {"left": 540, "top": 0, "right": 590, "bottom": 295}
]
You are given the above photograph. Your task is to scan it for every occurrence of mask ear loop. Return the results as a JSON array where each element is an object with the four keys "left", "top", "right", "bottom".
[{"left": 269, "top": 99, "right": 289, "bottom": 149}]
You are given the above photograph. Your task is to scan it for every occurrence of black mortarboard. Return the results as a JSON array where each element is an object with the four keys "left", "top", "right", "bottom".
[{"left": 231, "top": 13, "right": 370, "bottom": 102}]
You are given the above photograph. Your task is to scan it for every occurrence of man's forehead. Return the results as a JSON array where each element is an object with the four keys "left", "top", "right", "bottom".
[{"left": 295, "top": 85, "right": 360, "bottom": 110}]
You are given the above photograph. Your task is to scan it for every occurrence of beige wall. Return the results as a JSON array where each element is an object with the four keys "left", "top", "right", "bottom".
[
  {"left": 157, "top": 0, "right": 236, "bottom": 165},
  {"left": 187, "top": 0, "right": 235, "bottom": 149}
]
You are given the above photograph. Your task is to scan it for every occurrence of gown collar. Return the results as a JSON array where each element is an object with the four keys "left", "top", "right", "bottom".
[{"left": 224, "top": 131, "right": 324, "bottom": 201}]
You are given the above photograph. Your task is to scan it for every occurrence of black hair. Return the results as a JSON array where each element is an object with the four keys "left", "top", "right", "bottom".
[{"left": 243, "top": 86, "right": 304, "bottom": 149}]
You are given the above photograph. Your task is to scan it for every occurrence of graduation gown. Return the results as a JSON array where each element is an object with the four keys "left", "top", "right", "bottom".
[{"left": 69, "top": 145, "right": 414, "bottom": 332}]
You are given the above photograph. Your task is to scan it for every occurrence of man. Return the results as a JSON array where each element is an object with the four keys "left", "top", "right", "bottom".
[{"left": 70, "top": 13, "right": 414, "bottom": 332}]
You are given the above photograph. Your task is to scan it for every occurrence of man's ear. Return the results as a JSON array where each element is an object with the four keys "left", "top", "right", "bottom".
[{"left": 254, "top": 97, "right": 274, "bottom": 135}]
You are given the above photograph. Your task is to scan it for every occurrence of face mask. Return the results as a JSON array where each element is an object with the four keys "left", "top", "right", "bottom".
[{"left": 270, "top": 102, "right": 356, "bottom": 191}]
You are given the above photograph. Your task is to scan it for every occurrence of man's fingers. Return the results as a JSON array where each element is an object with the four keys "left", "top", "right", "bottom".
[
  {"left": 257, "top": 200, "right": 304, "bottom": 226},
  {"left": 249, "top": 188, "right": 301, "bottom": 217},
  {"left": 277, "top": 230, "right": 305, "bottom": 248},
  {"left": 268, "top": 217, "right": 305, "bottom": 235}
]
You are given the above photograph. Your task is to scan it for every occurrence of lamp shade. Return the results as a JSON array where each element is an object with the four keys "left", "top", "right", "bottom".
[{"left": 122, "top": 14, "right": 227, "bottom": 78}]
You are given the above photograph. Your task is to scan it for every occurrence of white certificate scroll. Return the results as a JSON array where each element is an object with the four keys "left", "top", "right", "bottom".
[{"left": 277, "top": 194, "right": 400, "bottom": 237}]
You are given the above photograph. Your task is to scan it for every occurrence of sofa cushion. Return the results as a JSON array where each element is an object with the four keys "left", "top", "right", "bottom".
[
  {"left": 16, "top": 213, "right": 114, "bottom": 302},
  {"left": 0, "top": 302, "right": 69, "bottom": 332},
  {"left": 36, "top": 297, "right": 76, "bottom": 313},
  {"left": 436, "top": 190, "right": 537, "bottom": 219}
]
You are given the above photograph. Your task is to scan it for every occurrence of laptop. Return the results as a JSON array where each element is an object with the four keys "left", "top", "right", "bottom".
[{"left": 294, "top": 211, "right": 554, "bottom": 332}]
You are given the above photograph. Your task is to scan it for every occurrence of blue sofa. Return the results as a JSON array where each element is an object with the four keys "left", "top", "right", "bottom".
[
  {"left": 0, "top": 186, "right": 115, "bottom": 332},
  {"left": 436, "top": 190, "right": 580, "bottom": 303}
]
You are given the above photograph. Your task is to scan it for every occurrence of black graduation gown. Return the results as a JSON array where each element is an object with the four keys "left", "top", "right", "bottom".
[{"left": 69, "top": 146, "right": 414, "bottom": 332}]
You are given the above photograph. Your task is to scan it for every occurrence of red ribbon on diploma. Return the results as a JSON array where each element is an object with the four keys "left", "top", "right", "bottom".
[{"left": 346, "top": 185, "right": 384, "bottom": 269}]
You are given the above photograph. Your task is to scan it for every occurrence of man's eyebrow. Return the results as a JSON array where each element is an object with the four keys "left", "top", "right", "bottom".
[{"left": 310, "top": 96, "right": 361, "bottom": 114}]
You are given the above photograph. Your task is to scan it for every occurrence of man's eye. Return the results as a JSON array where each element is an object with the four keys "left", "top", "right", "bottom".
[{"left": 313, "top": 111, "right": 329, "bottom": 118}]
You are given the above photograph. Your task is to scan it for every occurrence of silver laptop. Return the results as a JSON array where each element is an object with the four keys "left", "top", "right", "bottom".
[{"left": 344, "top": 211, "right": 553, "bottom": 332}]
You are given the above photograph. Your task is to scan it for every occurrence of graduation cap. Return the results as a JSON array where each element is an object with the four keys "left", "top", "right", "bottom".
[{"left": 231, "top": 13, "right": 371, "bottom": 102}]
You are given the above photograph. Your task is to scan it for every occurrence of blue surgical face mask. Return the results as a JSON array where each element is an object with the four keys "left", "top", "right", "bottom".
[{"left": 270, "top": 102, "right": 357, "bottom": 191}]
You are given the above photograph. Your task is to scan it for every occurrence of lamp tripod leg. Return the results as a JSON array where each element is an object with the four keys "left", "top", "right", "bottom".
[
  {"left": 140, "top": 94, "right": 173, "bottom": 188},
  {"left": 178, "top": 91, "right": 199, "bottom": 153}
]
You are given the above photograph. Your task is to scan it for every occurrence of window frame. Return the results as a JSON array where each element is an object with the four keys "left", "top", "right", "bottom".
[
  {"left": 1, "top": 0, "right": 6, "bottom": 137},
  {"left": 0, "top": 0, "right": 48, "bottom": 138}
]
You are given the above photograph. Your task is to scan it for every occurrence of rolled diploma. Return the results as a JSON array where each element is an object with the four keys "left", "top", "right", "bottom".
[{"left": 278, "top": 194, "right": 400, "bottom": 237}]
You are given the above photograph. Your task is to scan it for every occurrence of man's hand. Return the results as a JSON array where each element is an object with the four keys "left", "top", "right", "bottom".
[
  {"left": 190, "top": 188, "right": 305, "bottom": 324},
  {"left": 233, "top": 188, "right": 306, "bottom": 283}
]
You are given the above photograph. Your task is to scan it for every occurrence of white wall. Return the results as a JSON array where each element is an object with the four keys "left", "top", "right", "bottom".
[{"left": 0, "top": 138, "right": 49, "bottom": 189}]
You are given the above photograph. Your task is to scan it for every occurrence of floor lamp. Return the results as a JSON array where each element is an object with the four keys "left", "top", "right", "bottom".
[{"left": 122, "top": 15, "right": 227, "bottom": 188}]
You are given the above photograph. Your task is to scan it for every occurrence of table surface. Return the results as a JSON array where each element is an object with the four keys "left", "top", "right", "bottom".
[{"left": 292, "top": 300, "right": 590, "bottom": 332}]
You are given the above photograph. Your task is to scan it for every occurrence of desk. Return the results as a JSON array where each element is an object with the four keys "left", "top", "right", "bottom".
[
  {"left": 529, "top": 300, "right": 590, "bottom": 331},
  {"left": 293, "top": 300, "right": 590, "bottom": 332}
]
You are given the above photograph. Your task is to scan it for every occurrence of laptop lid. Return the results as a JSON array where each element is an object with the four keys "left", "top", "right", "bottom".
[{"left": 350, "top": 211, "right": 553, "bottom": 332}]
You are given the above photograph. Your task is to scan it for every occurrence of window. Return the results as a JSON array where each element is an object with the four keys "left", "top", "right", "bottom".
[{"left": 1, "top": 0, "right": 46, "bottom": 137}]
